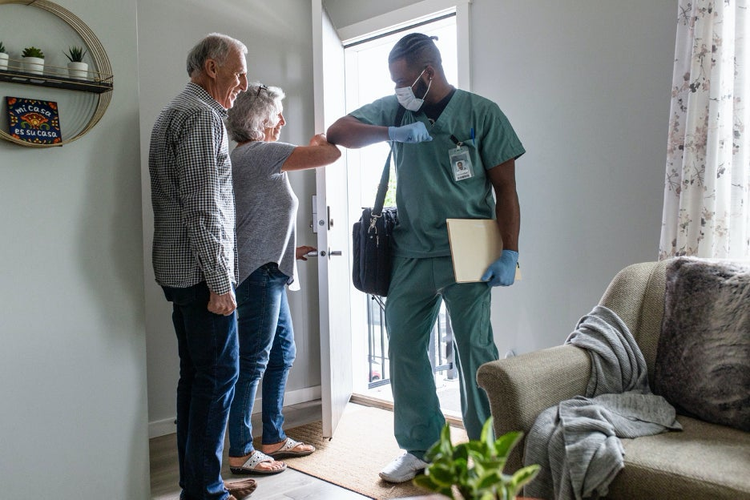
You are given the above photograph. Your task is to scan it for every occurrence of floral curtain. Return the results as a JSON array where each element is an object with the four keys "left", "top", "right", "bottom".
[{"left": 660, "top": 0, "right": 750, "bottom": 259}]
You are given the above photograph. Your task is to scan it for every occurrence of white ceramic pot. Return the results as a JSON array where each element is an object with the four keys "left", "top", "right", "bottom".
[
  {"left": 0, "top": 53, "right": 8, "bottom": 71},
  {"left": 23, "top": 56, "right": 44, "bottom": 75},
  {"left": 67, "top": 61, "right": 88, "bottom": 80}
]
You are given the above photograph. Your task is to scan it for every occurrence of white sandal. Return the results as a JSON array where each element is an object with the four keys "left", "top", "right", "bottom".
[
  {"left": 230, "top": 450, "right": 286, "bottom": 475},
  {"left": 266, "top": 437, "right": 315, "bottom": 459}
]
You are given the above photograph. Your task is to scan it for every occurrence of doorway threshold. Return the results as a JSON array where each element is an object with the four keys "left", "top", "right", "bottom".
[{"left": 351, "top": 390, "right": 464, "bottom": 429}]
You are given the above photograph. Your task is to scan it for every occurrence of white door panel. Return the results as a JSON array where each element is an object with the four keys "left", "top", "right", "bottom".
[{"left": 312, "top": 0, "right": 351, "bottom": 438}]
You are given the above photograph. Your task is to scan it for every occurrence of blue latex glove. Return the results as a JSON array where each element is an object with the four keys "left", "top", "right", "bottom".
[
  {"left": 388, "top": 122, "right": 433, "bottom": 143},
  {"left": 481, "top": 250, "right": 519, "bottom": 287}
]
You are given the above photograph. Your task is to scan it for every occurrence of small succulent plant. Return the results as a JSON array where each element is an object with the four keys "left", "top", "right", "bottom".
[
  {"left": 64, "top": 46, "right": 86, "bottom": 63},
  {"left": 22, "top": 46, "right": 44, "bottom": 59},
  {"left": 0, "top": 42, "right": 6, "bottom": 54}
]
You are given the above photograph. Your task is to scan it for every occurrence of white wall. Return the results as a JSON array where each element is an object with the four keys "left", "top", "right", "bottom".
[
  {"left": 0, "top": 0, "right": 149, "bottom": 497},
  {"left": 138, "top": 0, "right": 322, "bottom": 433},
  {"left": 473, "top": 1, "right": 676, "bottom": 354},
  {"left": 324, "top": 0, "right": 677, "bottom": 354}
]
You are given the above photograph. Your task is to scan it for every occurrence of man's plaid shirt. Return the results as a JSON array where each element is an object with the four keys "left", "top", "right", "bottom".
[{"left": 149, "top": 82, "right": 238, "bottom": 295}]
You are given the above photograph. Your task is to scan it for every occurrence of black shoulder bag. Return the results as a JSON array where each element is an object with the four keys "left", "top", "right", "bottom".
[{"left": 351, "top": 106, "right": 406, "bottom": 296}]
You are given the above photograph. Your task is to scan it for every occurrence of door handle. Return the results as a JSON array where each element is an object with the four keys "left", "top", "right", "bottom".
[{"left": 306, "top": 250, "right": 342, "bottom": 258}]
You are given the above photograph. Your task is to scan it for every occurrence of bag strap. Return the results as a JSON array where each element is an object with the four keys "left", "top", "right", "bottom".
[{"left": 371, "top": 105, "right": 406, "bottom": 217}]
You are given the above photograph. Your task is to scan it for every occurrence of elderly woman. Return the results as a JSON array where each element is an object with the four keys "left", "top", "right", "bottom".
[{"left": 225, "top": 83, "right": 340, "bottom": 475}]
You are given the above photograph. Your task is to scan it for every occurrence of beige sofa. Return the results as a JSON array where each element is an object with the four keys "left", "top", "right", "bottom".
[{"left": 477, "top": 260, "right": 750, "bottom": 499}]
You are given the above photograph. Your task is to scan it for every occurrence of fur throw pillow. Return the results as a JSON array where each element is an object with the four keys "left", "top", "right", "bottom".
[{"left": 654, "top": 258, "right": 750, "bottom": 432}]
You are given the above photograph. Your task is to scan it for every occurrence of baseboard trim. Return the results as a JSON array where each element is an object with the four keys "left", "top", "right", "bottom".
[
  {"left": 148, "top": 385, "right": 322, "bottom": 438},
  {"left": 149, "top": 417, "right": 177, "bottom": 439}
]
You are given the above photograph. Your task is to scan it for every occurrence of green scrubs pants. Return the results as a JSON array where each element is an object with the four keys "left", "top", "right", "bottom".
[{"left": 385, "top": 256, "right": 499, "bottom": 459}]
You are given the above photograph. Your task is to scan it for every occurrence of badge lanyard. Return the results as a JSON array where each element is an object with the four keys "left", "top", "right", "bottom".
[{"left": 449, "top": 134, "right": 474, "bottom": 182}]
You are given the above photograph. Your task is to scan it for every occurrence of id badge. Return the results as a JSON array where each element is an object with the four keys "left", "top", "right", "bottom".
[{"left": 449, "top": 145, "right": 474, "bottom": 181}]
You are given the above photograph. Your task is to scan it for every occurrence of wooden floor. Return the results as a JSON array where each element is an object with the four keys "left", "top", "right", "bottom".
[{"left": 150, "top": 401, "right": 370, "bottom": 500}]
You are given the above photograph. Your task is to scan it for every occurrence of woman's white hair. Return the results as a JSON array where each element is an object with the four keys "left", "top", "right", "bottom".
[
  {"left": 186, "top": 33, "right": 247, "bottom": 77},
  {"left": 226, "top": 83, "right": 285, "bottom": 143}
]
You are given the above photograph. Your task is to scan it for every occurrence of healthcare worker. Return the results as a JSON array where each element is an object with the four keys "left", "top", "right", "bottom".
[{"left": 326, "top": 32, "right": 525, "bottom": 484}]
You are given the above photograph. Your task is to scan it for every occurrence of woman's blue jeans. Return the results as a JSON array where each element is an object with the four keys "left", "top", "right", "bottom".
[
  {"left": 228, "top": 263, "right": 297, "bottom": 457},
  {"left": 162, "top": 281, "right": 239, "bottom": 500}
]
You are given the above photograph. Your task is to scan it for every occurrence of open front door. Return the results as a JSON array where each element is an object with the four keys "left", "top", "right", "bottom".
[{"left": 311, "top": 0, "right": 352, "bottom": 438}]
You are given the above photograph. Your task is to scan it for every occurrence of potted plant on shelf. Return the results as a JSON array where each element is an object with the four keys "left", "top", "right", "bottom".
[
  {"left": 22, "top": 46, "right": 44, "bottom": 75},
  {"left": 64, "top": 45, "right": 88, "bottom": 80},
  {"left": 0, "top": 42, "right": 8, "bottom": 71},
  {"left": 414, "top": 418, "right": 541, "bottom": 500}
]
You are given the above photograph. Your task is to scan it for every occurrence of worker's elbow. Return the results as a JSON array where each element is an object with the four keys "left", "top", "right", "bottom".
[{"left": 326, "top": 121, "right": 346, "bottom": 146}]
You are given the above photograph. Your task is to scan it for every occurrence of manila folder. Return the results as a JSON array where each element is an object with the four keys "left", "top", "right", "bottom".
[{"left": 446, "top": 218, "right": 502, "bottom": 283}]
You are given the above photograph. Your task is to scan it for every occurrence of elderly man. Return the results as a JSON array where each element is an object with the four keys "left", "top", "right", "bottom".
[
  {"left": 327, "top": 33, "right": 525, "bottom": 484},
  {"left": 149, "top": 33, "right": 255, "bottom": 500}
]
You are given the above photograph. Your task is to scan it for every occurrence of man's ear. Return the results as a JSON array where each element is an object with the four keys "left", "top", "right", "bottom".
[
  {"left": 424, "top": 65, "right": 435, "bottom": 81},
  {"left": 204, "top": 58, "right": 218, "bottom": 78}
]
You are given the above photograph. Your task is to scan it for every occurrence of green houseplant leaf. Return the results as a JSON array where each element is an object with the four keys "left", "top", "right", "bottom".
[
  {"left": 506, "top": 465, "right": 542, "bottom": 497},
  {"left": 414, "top": 417, "right": 541, "bottom": 500},
  {"left": 64, "top": 46, "right": 86, "bottom": 62},
  {"left": 493, "top": 430, "right": 523, "bottom": 459},
  {"left": 22, "top": 46, "right": 44, "bottom": 59},
  {"left": 413, "top": 474, "right": 452, "bottom": 497},
  {"left": 0, "top": 42, "right": 6, "bottom": 54}
]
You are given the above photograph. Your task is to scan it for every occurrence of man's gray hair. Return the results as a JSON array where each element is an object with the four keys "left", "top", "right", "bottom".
[
  {"left": 226, "top": 83, "right": 285, "bottom": 143},
  {"left": 186, "top": 33, "right": 248, "bottom": 77}
]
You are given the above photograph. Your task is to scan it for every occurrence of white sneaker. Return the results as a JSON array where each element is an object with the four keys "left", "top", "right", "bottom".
[{"left": 379, "top": 453, "right": 428, "bottom": 483}]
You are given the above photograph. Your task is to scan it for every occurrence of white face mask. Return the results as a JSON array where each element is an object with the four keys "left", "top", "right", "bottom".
[{"left": 395, "top": 69, "right": 432, "bottom": 112}]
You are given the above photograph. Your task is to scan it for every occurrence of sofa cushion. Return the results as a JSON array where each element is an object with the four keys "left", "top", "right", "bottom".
[
  {"left": 607, "top": 416, "right": 750, "bottom": 500},
  {"left": 654, "top": 258, "right": 750, "bottom": 432}
]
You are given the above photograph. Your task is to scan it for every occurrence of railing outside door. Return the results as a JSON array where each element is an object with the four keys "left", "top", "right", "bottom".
[{"left": 366, "top": 295, "right": 457, "bottom": 389}]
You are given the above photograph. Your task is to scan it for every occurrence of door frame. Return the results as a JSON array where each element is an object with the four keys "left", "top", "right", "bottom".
[
  {"left": 311, "top": 0, "right": 473, "bottom": 437},
  {"left": 336, "top": 0, "right": 471, "bottom": 90},
  {"left": 311, "top": 0, "right": 352, "bottom": 438}
]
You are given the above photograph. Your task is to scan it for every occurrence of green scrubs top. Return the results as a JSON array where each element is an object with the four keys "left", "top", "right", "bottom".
[{"left": 350, "top": 89, "right": 525, "bottom": 258}]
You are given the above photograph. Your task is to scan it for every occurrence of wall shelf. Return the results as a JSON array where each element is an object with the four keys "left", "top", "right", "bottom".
[
  {"left": 0, "top": 68, "right": 113, "bottom": 94},
  {"left": 0, "top": 0, "right": 114, "bottom": 147}
]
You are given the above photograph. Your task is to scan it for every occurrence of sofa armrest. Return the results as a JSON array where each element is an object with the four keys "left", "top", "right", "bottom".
[{"left": 476, "top": 344, "right": 591, "bottom": 471}]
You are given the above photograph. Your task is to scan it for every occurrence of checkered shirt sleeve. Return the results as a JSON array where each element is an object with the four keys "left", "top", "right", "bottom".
[{"left": 149, "top": 83, "right": 237, "bottom": 295}]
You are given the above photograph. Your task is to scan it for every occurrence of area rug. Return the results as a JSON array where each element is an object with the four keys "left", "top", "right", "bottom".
[{"left": 275, "top": 404, "right": 468, "bottom": 500}]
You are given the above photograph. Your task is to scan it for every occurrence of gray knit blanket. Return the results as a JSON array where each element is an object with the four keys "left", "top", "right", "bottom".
[{"left": 523, "top": 305, "right": 682, "bottom": 500}]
